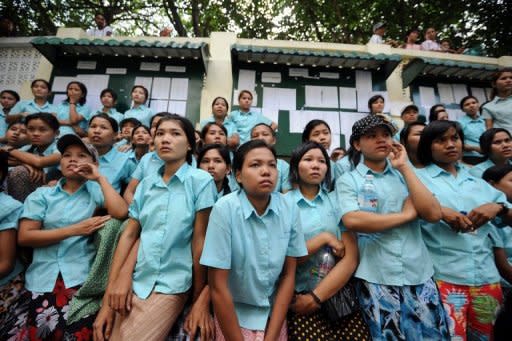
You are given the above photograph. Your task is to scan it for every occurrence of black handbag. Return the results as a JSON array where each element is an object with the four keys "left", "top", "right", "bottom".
[{"left": 321, "top": 278, "right": 359, "bottom": 321}]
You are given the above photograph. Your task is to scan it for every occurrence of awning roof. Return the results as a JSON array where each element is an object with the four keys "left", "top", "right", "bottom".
[
  {"left": 402, "top": 57, "right": 498, "bottom": 86},
  {"left": 31, "top": 37, "right": 209, "bottom": 71},
  {"left": 232, "top": 44, "right": 401, "bottom": 76}
]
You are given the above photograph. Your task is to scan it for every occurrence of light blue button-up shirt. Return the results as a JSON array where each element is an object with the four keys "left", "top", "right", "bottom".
[
  {"left": 490, "top": 226, "right": 512, "bottom": 287},
  {"left": 21, "top": 179, "right": 104, "bottom": 292},
  {"left": 10, "top": 100, "right": 57, "bottom": 116},
  {"left": 458, "top": 115, "right": 485, "bottom": 157},
  {"left": 200, "top": 190, "right": 307, "bottom": 330},
  {"left": 337, "top": 161, "right": 434, "bottom": 286},
  {"left": 124, "top": 105, "right": 153, "bottom": 127},
  {"left": 0, "top": 192, "right": 24, "bottom": 286},
  {"left": 225, "top": 110, "right": 272, "bottom": 144},
  {"left": 285, "top": 188, "right": 341, "bottom": 292},
  {"left": 0, "top": 111, "right": 6, "bottom": 137},
  {"left": 469, "top": 159, "right": 512, "bottom": 179},
  {"left": 19, "top": 140, "right": 60, "bottom": 174},
  {"left": 482, "top": 96, "right": 512, "bottom": 134},
  {"left": 199, "top": 117, "right": 237, "bottom": 137},
  {"left": 98, "top": 147, "right": 136, "bottom": 192},
  {"left": 416, "top": 163, "right": 508, "bottom": 285},
  {"left": 131, "top": 151, "right": 164, "bottom": 181},
  {"left": 55, "top": 102, "right": 92, "bottom": 136},
  {"left": 129, "top": 163, "right": 216, "bottom": 299}
]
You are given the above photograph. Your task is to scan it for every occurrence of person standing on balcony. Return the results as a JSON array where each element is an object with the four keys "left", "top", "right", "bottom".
[{"left": 87, "top": 13, "right": 113, "bottom": 37}]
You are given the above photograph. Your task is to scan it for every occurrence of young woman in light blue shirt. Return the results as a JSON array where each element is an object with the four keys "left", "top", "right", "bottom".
[
  {"left": 123, "top": 85, "right": 154, "bottom": 127},
  {"left": 285, "top": 141, "right": 371, "bottom": 340},
  {"left": 55, "top": 81, "right": 91, "bottom": 137},
  {"left": 337, "top": 114, "right": 449, "bottom": 340},
  {"left": 197, "top": 144, "right": 232, "bottom": 199},
  {"left": 96, "top": 89, "right": 124, "bottom": 125},
  {"left": 416, "top": 120, "right": 512, "bottom": 340},
  {"left": 95, "top": 115, "right": 217, "bottom": 341},
  {"left": 18, "top": 134, "right": 128, "bottom": 340},
  {"left": 200, "top": 139, "right": 307, "bottom": 341},
  {"left": 458, "top": 95, "right": 486, "bottom": 165},
  {"left": 8, "top": 79, "right": 56, "bottom": 124},
  {"left": 470, "top": 128, "right": 512, "bottom": 178},
  {"left": 129, "top": 125, "right": 151, "bottom": 164}
]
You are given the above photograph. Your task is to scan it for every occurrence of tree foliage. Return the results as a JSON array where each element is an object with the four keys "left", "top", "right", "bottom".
[{"left": 1, "top": 0, "right": 510, "bottom": 57}]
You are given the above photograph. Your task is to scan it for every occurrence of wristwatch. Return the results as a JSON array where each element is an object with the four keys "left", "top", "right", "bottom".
[{"left": 497, "top": 202, "right": 509, "bottom": 217}]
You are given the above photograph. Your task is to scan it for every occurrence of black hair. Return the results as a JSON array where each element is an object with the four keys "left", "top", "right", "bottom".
[
  {"left": 66, "top": 81, "right": 87, "bottom": 105},
  {"left": 197, "top": 143, "right": 232, "bottom": 195},
  {"left": 150, "top": 112, "right": 172, "bottom": 128},
  {"left": 7, "top": 117, "right": 26, "bottom": 129},
  {"left": 131, "top": 124, "right": 150, "bottom": 138},
  {"left": 399, "top": 121, "right": 426, "bottom": 146},
  {"left": 119, "top": 117, "right": 141, "bottom": 130},
  {"left": 482, "top": 164, "right": 512, "bottom": 183},
  {"left": 459, "top": 95, "right": 479, "bottom": 110},
  {"left": 232, "top": 140, "right": 277, "bottom": 186},
  {"left": 200, "top": 122, "right": 228, "bottom": 142},
  {"left": 368, "top": 95, "right": 385, "bottom": 113},
  {"left": 89, "top": 113, "right": 119, "bottom": 133},
  {"left": 131, "top": 85, "right": 149, "bottom": 103},
  {"left": 0, "top": 89, "right": 20, "bottom": 103},
  {"left": 100, "top": 88, "right": 118, "bottom": 102},
  {"left": 301, "top": 119, "right": 331, "bottom": 143},
  {"left": 479, "top": 128, "right": 512, "bottom": 158},
  {"left": 417, "top": 120, "right": 464, "bottom": 166},
  {"left": 25, "top": 112, "right": 60, "bottom": 132},
  {"left": 154, "top": 114, "right": 196, "bottom": 165},
  {"left": 289, "top": 141, "right": 332, "bottom": 190},
  {"left": 251, "top": 123, "right": 276, "bottom": 137},
  {"left": 428, "top": 104, "right": 446, "bottom": 122},
  {"left": 211, "top": 96, "right": 229, "bottom": 112},
  {"left": 31, "top": 79, "right": 51, "bottom": 91},
  {"left": 238, "top": 90, "right": 253, "bottom": 100}
]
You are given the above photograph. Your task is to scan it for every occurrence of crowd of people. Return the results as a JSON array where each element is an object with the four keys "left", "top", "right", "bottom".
[{"left": 0, "top": 68, "right": 511, "bottom": 341}]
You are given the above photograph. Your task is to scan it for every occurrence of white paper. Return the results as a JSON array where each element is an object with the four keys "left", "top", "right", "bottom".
[
  {"left": 261, "top": 108, "right": 279, "bottom": 123},
  {"left": 446, "top": 109, "right": 465, "bottom": 121},
  {"left": 52, "top": 77, "right": 76, "bottom": 92},
  {"left": 106, "top": 68, "right": 127, "bottom": 75},
  {"left": 168, "top": 101, "right": 187, "bottom": 116},
  {"left": 165, "top": 65, "right": 186, "bottom": 73},
  {"left": 339, "top": 111, "right": 367, "bottom": 143},
  {"left": 289, "top": 68, "right": 309, "bottom": 77},
  {"left": 418, "top": 86, "right": 436, "bottom": 108},
  {"left": 151, "top": 77, "right": 171, "bottom": 99},
  {"left": 437, "top": 83, "right": 455, "bottom": 104},
  {"left": 140, "top": 62, "right": 160, "bottom": 71},
  {"left": 86, "top": 96, "right": 102, "bottom": 112},
  {"left": 319, "top": 111, "right": 341, "bottom": 134},
  {"left": 319, "top": 72, "right": 339, "bottom": 79},
  {"left": 339, "top": 87, "right": 357, "bottom": 110},
  {"left": 471, "top": 87, "right": 487, "bottom": 104},
  {"left": 305, "top": 86, "right": 338, "bottom": 108},
  {"left": 261, "top": 72, "right": 281, "bottom": 83},
  {"left": 238, "top": 69, "right": 256, "bottom": 91},
  {"left": 134, "top": 77, "right": 153, "bottom": 97},
  {"left": 52, "top": 94, "right": 67, "bottom": 105},
  {"left": 279, "top": 88, "right": 296, "bottom": 110},
  {"left": 329, "top": 135, "right": 341, "bottom": 153},
  {"left": 356, "top": 90, "right": 370, "bottom": 113},
  {"left": 262, "top": 87, "right": 296, "bottom": 111},
  {"left": 149, "top": 99, "right": 169, "bottom": 113},
  {"left": 76, "top": 74, "right": 109, "bottom": 95},
  {"left": 77, "top": 60, "right": 97, "bottom": 70},
  {"left": 452, "top": 84, "right": 468, "bottom": 104},
  {"left": 355, "top": 70, "right": 372, "bottom": 92},
  {"left": 288, "top": 110, "right": 338, "bottom": 134},
  {"left": 170, "top": 78, "right": 189, "bottom": 100},
  {"left": 485, "top": 88, "right": 493, "bottom": 101}
]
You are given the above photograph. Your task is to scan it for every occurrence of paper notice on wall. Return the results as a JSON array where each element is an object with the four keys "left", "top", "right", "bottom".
[
  {"left": 289, "top": 68, "right": 309, "bottom": 77},
  {"left": 261, "top": 72, "right": 282, "bottom": 83},
  {"left": 319, "top": 72, "right": 339, "bottom": 79},
  {"left": 150, "top": 99, "right": 169, "bottom": 113},
  {"left": 170, "top": 78, "right": 189, "bottom": 100},
  {"left": 470, "top": 87, "right": 487, "bottom": 104},
  {"left": 446, "top": 109, "right": 465, "bottom": 121},
  {"left": 305, "top": 86, "right": 338, "bottom": 108},
  {"left": 419, "top": 86, "right": 436, "bottom": 108},
  {"left": 52, "top": 94, "right": 67, "bottom": 105},
  {"left": 165, "top": 66, "right": 186, "bottom": 73},
  {"left": 355, "top": 70, "right": 372, "bottom": 93},
  {"left": 319, "top": 111, "right": 341, "bottom": 134},
  {"left": 339, "top": 111, "right": 367, "bottom": 143},
  {"left": 151, "top": 77, "right": 171, "bottom": 99},
  {"left": 140, "top": 62, "right": 160, "bottom": 71},
  {"left": 437, "top": 83, "right": 455, "bottom": 104},
  {"left": 134, "top": 77, "right": 153, "bottom": 97},
  {"left": 76, "top": 74, "right": 109, "bottom": 96},
  {"left": 238, "top": 69, "right": 256, "bottom": 91},
  {"left": 77, "top": 60, "right": 97, "bottom": 70},
  {"left": 261, "top": 108, "right": 279, "bottom": 123},
  {"left": 168, "top": 101, "right": 187, "bottom": 116},
  {"left": 339, "top": 87, "right": 357, "bottom": 110},
  {"left": 52, "top": 77, "right": 76, "bottom": 92},
  {"left": 452, "top": 84, "right": 468, "bottom": 104},
  {"left": 86, "top": 96, "right": 102, "bottom": 113},
  {"left": 485, "top": 88, "right": 493, "bottom": 101},
  {"left": 289, "top": 110, "right": 339, "bottom": 134},
  {"left": 262, "top": 87, "right": 296, "bottom": 111}
]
